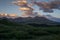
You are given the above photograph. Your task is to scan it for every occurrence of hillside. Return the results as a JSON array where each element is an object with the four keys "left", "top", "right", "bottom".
[
  {"left": 13, "top": 16, "right": 60, "bottom": 25},
  {"left": 0, "top": 18, "right": 60, "bottom": 40}
]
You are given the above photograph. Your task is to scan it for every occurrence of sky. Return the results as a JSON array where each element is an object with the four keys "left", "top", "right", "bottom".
[{"left": 0, "top": 0, "right": 60, "bottom": 18}]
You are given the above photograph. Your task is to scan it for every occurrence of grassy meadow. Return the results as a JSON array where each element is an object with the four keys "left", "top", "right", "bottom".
[{"left": 0, "top": 19, "right": 60, "bottom": 40}]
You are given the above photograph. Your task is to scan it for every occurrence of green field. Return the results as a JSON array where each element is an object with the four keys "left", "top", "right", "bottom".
[{"left": 0, "top": 19, "right": 60, "bottom": 40}]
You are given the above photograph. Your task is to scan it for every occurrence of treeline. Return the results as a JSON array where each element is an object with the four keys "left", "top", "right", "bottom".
[{"left": 27, "top": 23, "right": 60, "bottom": 27}]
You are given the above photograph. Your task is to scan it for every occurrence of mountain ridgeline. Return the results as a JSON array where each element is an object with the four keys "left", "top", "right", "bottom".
[
  {"left": 0, "top": 16, "right": 60, "bottom": 40},
  {"left": 12, "top": 16, "right": 60, "bottom": 25},
  {"left": 0, "top": 16, "right": 60, "bottom": 27}
]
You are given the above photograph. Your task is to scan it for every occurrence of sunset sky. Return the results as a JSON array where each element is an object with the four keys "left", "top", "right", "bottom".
[{"left": 0, "top": 0, "right": 60, "bottom": 18}]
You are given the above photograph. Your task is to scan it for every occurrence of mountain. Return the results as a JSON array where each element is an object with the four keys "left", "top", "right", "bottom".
[
  {"left": 0, "top": 16, "right": 60, "bottom": 25},
  {"left": 45, "top": 15, "right": 60, "bottom": 22},
  {"left": 12, "top": 16, "right": 60, "bottom": 25}
]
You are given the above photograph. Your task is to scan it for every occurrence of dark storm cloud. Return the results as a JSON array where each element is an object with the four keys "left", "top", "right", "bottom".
[{"left": 34, "top": 0, "right": 60, "bottom": 13}]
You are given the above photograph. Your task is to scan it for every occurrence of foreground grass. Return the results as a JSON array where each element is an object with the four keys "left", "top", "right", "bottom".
[
  {"left": 0, "top": 24, "right": 60, "bottom": 40},
  {"left": 0, "top": 19, "right": 60, "bottom": 40}
]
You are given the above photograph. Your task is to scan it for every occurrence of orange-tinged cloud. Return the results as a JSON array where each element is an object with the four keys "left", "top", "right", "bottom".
[
  {"left": 13, "top": 0, "right": 27, "bottom": 6},
  {"left": 13, "top": 0, "right": 38, "bottom": 17},
  {"left": 21, "top": 10, "right": 33, "bottom": 17},
  {"left": 0, "top": 14, "right": 17, "bottom": 17},
  {"left": 9, "top": 14, "right": 17, "bottom": 17},
  {"left": 19, "top": 7, "right": 32, "bottom": 11},
  {"left": 0, "top": 14, "right": 8, "bottom": 16},
  {"left": 17, "top": 0, "right": 27, "bottom": 3}
]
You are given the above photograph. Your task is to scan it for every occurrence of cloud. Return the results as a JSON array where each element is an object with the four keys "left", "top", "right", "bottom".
[
  {"left": 12, "top": 0, "right": 60, "bottom": 17},
  {"left": 35, "top": 0, "right": 60, "bottom": 13},
  {"left": 13, "top": 0, "right": 34, "bottom": 16},
  {"left": 12, "top": 0, "right": 28, "bottom": 7}
]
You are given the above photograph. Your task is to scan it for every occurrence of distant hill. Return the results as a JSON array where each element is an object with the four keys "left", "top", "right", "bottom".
[
  {"left": 0, "top": 16, "right": 60, "bottom": 25},
  {"left": 12, "top": 16, "right": 60, "bottom": 25},
  {"left": 45, "top": 15, "right": 60, "bottom": 22}
]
